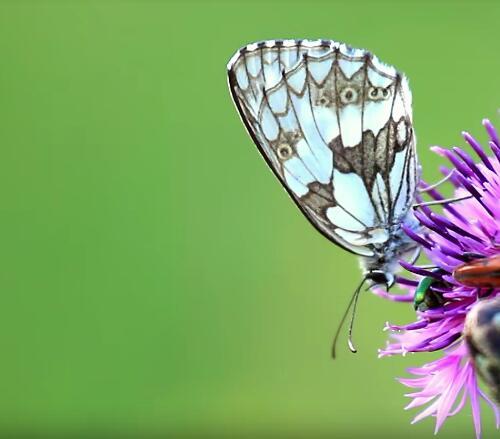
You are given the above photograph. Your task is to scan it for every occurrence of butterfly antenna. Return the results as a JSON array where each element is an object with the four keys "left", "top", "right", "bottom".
[
  {"left": 347, "top": 278, "right": 364, "bottom": 353},
  {"left": 331, "top": 276, "right": 367, "bottom": 359}
]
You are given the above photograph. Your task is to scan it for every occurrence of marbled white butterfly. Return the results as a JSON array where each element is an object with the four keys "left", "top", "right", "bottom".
[{"left": 227, "top": 39, "right": 422, "bottom": 355}]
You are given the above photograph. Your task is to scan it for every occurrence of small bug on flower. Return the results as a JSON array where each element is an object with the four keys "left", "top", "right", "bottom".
[
  {"left": 413, "top": 269, "right": 446, "bottom": 312},
  {"left": 452, "top": 254, "right": 500, "bottom": 288}
]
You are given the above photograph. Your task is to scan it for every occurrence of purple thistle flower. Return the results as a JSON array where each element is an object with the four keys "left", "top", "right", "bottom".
[{"left": 377, "top": 120, "right": 500, "bottom": 438}]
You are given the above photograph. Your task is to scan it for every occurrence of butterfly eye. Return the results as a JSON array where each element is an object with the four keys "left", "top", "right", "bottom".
[
  {"left": 382, "top": 88, "right": 389, "bottom": 98},
  {"left": 277, "top": 143, "right": 293, "bottom": 160},
  {"left": 339, "top": 87, "right": 358, "bottom": 104},
  {"left": 367, "top": 270, "right": 389, "bottom": 286}
]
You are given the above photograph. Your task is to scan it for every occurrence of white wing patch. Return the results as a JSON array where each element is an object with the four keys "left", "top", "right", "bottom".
[
  {"left": 308, "top": 57, "right": 333, "bottom": 83},
  {"left": 228, "top": 39, "right": 418, "bottom": 256},
  {"left": 267, "top": 83, "right": 288, "bottom": 113},
  {"left": 339, "top": 104, "right": 362, "bottom": 147},
  {"left": 338, "top": 58, "right": 364, "bottom": 79},
  {"left": 286, "top": 66, "right": 307, "bottom": 94},
  {"left": 326, "top": 206, "right": 366, "bottom": 232},
  {"left": 332, "top": 169, "right": 375, "bottom": 227},
  {"left": 284, "top": 167, "right": 309, "bottom": 197},
  {"left": 311, "top": 105, "right": 340, "bottom": 144},
  {"left": 289, "top": 90, "right": 333, "bottom": 182},
  {"left": 283, "top": 156, "right": 316, "bottom": 188},
  {"left": 363, "top": 93, "right": 394, "bottom": 136},
  {"left": 260, "top": 106, "right": 279, "bottom": 140}
]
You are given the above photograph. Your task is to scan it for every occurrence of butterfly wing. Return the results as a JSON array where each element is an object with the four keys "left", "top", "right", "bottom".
[{"left": 227, "top": 40, "right": 418, "bottom": 257}]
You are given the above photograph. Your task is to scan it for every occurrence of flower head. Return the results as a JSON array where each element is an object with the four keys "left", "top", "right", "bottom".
[{"left": 378, "top": 120, "right": 500, "bottom": 438}]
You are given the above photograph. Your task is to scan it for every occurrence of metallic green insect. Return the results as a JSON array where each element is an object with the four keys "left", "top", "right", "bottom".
[{"left": 414, "top": 271, "right": 445, "bottom": 312}]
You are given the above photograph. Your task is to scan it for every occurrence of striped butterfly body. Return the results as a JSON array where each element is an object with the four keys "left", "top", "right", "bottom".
[{"left": 227, "top": 39, "right": 421, "bottom": 353}]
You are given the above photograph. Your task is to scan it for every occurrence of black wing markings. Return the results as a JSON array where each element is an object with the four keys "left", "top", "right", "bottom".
[{"left": 228, "top": 41, "right": 416, "bottom": 253}]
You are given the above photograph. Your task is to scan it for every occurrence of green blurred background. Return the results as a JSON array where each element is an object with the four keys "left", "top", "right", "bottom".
[{"left": 0, "top": 0, "right": 499, "bottom": 437}]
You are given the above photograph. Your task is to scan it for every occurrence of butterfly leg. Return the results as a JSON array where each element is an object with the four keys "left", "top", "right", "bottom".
[
  {"left": 412, "top": 194, "right": 472, "bottom": 209},
  {"left": 408, "top": 246, "right": 421, "bottom": 265}
]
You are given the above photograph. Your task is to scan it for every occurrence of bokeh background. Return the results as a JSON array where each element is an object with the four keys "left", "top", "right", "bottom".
[{"left": 1, "top": 0, "right": 499, "bottom": 437}]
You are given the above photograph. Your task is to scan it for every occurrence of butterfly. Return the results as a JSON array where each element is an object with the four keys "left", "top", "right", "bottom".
[{"left": 227, "top": 39, "right": 422, "bottom": 354}]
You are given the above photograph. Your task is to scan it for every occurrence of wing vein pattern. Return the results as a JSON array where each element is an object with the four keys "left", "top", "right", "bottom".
[{"left": 227, "top": 39, "right": 418, "bottom": 256}]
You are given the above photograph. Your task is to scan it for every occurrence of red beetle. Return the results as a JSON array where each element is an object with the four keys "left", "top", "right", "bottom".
[{"left": 453, "top": 254, "right": 500, "bottom": 287}]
